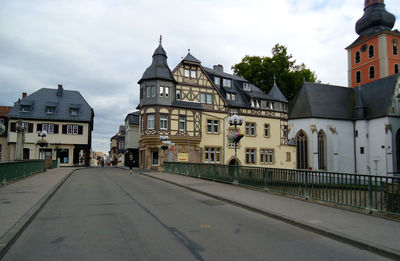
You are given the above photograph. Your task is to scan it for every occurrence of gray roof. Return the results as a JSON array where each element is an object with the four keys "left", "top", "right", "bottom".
[
  {"left": 268, "top": 83, "right": 288, "bottom": 103},
  {"left": 138, "top": 43, "right": 175, "bottom": 84},
  {"left": 125, "top": 111, "right": 139, "bottom": 125},
  {"left": 289, "top": 74, "right": 399, "bottom": 120},
  {"left": 172, "top": 100, "right": 203, "bottom": 110},
  {"left": 8, "top": 86, "right": 93, "bottom": 122},
  {"left": 182, "top": 53, "right": 201, "bottom": 64}
]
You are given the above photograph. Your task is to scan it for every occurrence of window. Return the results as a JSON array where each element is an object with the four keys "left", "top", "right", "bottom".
[
  {"left": 160, "top": 86, "right": 164, "bottom": 97},
  {"left": 184, "top": 68, "right": 196, "bottom": 78},
  {"left": 146, "top": 87, "right": 150, "bottom": 97},
  {"left": 42, "top": 123, "right": 48, "bottom": 133},
  {"left": 206, "top": 93, "right": 213, "bottom": 104},
  {"left": 393, "top": 40, "right": 398, "bottom": 55},
  {"left": 23, "top": 148, "right": 30, "bottom": 160},
  {"left": 318, "top": 131, "right": 326, "bottom": 170},
  {"left": 227, "top": 93, "right": 231, "bottom": 100},
  {"left": 227, "top": 93, "right": 236, "bottom": 101},
  {"left": 46, "top": 106, "right": 56, "bottom": 113},
  {"left": 245, "top": 149, "right": 256, "bottom": 164},
  {"left": 151, "top": 86, "right": 156, "bottom": 97},
  {"left": 260, "top": 149, "right": 274, "bottom": 164},
  {"left": 141, "top": 115, "right": 144, "bottom": 131},
  {"left": 67, "top": 125, "right": 72, "bottom": 134},
  {"left": 200, "top": 93, "right": 206, "bottom": 103},
  {"left": 147, "top": 114, "right": 155, "bottom": 129},
  {"left": 251, "top": 99, "right": 260, "bottom": 108},
  {"left": 243, "top": 83, "right": 251, "bottom": 91},
  {"left": 58, "top": 149, "right": 69, "bottom": 164},
  {"left": 245, "top": 123, "right": 256, "bottom": 136},
  {"left": 42, "top": 123, "right": 55, "bottom": 134},
  {"left": 160, "top": 115, "right": 168, "bottom": 130},
  {"left": 264, "top": 124, "right": 270, "bottom": 137},
  {"left": 286, "top": 152, "right": 291, "bottom": 162},
  {"left": 296, "top": 131, "right": 308, "bottom": 169},
  {"left": 207, "top": 120, "right": 219, "bottom": 133},
  {"left": 176, "top": 90, "right": 181, "bottom": 100},
  {"left": 184, "top": 69, "right": 190, "bottom": 77},
  {"left": 369, "top": 66, "right": 375, "bottom": 79},
  {"left": 191, "top": 70, "right": 196, "bottom": 78},
  {"left": 179, "top": 116, "right": 186, "bottom": 131},
  {"left": 222, "top": 78, "right": 231, "bottom": 88},
  {"left": 20, "top": 105, "right": 31, "bottom": 112},
  {"left": 267, "top": 101, "right": 274, "bottom": 110},
  {"left": 282, "top": 125, "right": 288, "bottom": 139},
  {"left": 200, "top": 93, "right": 213, "bottom": 104},
  {"left": 368, "top": 45, "right": 374, "bottom": 58},
  {"left": 355, "top": 51, "right": 361, "bottom": 63},
  {"left": 356, "top": 71, "right": 361, "bottom": 83},
  {"left": 70, "top": 108, "right": 79, "bottom": 115},
  {"left": 395, "top": 64, "right": 399, "bottom": 74},
  {"left": 152, "top": 151, "right": 159, "bottom": 165},
  {"left": 165, "top": 87, "right": 169, "bottom": 98},
  {"left": 360, "top": 147, "right": 365, "bottom": 154},
  {"left": 214, "top": 77, "right": 220, "bottom": 85},
  {"left": 73, "top": 125, "right": 78, "bottom": 135},
  {"left": 205, "top": 147, "right": 221, "bottom": 163}
]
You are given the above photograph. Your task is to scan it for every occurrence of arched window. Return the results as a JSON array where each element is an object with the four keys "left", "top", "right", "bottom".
[
  {"left": 356, "top": 71, "right": 361, "bottom": 83},
  {"left": 395, "top": 64, "right": 399, "bottom": 74},
  {"left": 355, "top": 51, "right": 361, "bottom": 63},
  {"left": 369, "top": 45, "right": 374, "bottom": 58},
  {"left": 296, "top": 131, "right": 308, "bottom": 169},
  {"left": 318, "top": 130, "right": 326, "bottom": 170},
  {"left": 369, "top": 66, "right": 375, "bottom": 79},
  {"left": 393, "top": 40, "right": 398, "bottom": 55}
]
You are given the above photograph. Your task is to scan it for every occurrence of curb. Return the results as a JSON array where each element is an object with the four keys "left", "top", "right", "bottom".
[
  {"left": 0, "top": 168, "right": 78, "bottom": 259},
  {"left": 139, "top": 171, "right": 400, "bottom": 261}
]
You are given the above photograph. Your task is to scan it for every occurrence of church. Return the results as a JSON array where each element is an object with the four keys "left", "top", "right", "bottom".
[{"left": 288, "top": 0, "right": 400, "bottom": 175}]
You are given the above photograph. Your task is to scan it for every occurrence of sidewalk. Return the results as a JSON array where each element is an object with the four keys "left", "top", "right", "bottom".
[
  {"left": 0, "top": 167, "right": 75, "bottom": 257},
  {"left": 138, "top": 169, "right": 400, "bottom": 260}
]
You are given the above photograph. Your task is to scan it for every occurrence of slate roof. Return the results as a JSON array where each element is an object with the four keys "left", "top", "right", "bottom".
[
  {"left": 8, "top": 86, "right": 93, "bottom": 122},
  {"left": 138, "top": 43, "right": 175, "bottom": 84},
  {"left": 268, "top": 83, "right": 288, "bottom": 103},
  {"left": 289, "top": 74, "right": 399, "bottom": 120},
  {"left": 126, "top": 111, "right": 139, "bottom": 125},
  {"left": 182, "top": 53, "right": 201, "bottom": 64},
  {"left": 172, "top": 100, "right": 203, "bottom": 110}
]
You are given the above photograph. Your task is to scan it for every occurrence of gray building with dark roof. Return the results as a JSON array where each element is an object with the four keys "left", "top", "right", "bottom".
[{"left": 7, "top": 85, "right": 94, "bottom": 166}]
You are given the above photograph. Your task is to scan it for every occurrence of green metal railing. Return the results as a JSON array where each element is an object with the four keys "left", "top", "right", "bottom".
[
  {"left": 164, "top": 162, "right": 400, "bottom": 215},
  {"left": 0, "top": 160, "right": 46, "bottom": 184}
]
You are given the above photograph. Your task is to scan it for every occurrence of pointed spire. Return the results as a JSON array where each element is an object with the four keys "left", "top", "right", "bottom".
[
  {"left": 182, "top": 49, "right": 201, "bottom": 64},
  {"left": 356, "top": 0, "right": 395, "bottom": 36},
  {"left": 159, "top": 35, "right": 162, "bottom": 44},
  {"left": 268, "top": 79, "right": 288, "bottom": 103},
  {"left": 273, "top": 74, "right": 276, "bottom": 85}
]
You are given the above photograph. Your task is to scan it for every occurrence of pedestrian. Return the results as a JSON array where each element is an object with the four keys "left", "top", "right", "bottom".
[
  {"left": 128, "top": 154, "right": 134, "bottom": 174},
  {"left": 101, "top": 158, "right": 104, "bottom": 167}
]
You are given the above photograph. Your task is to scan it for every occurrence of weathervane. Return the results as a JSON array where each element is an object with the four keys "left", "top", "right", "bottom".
[{"left": 159, "top": 35, "right": 162, "bottom": 44}]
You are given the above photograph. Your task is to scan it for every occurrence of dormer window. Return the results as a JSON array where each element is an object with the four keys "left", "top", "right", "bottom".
[
  {"left": 267, "top": 101, "right": 274, "bottom": 110},
  {"left": 70, "top": 108, "right": 80, "bottom": 115},
  {"left": 176, "top": 90, "right": 181, "bottom": 100},
  {"left": 243, "top": 83, "right": 251, "bottom": 91},
  {"left": 251, "top": 99, "right": 260, "bottom": 108},
  {"left": 45, "top": 106, "right": 56, "bottom": 113},
  {"left": 20, "top": 105, "right": 31, "bottom": 112},
  {"left": 214, "top": 77, "right": 220, "bottom": 86},
  {"left": 222, "top": 79, "right": 231, "bottom": 88},
  {"left": 227, "top": 93, "right": 236, "bottom": 101}
]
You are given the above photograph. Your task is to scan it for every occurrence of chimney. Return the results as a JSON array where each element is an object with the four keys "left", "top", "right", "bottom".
[
  {"left": 56, "top": 84, "right": 63, "bottom": 96},
  {"left": 213, "top": 64, "right": 224, "bottom": 73},
  {"left": 22, "top": 92, "right": 27, "bottom": 99}
]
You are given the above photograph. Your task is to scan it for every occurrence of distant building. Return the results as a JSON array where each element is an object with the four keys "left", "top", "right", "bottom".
[
  {"left": 109, "top": 125, "right": 125, "bottom": 166},
  {"left": 124, "top": 111, "right": 139, "bottom": 167},
  {"left": 289, "top": 0, "right": 400, "bottom": 175},
  {"left": 137, "top": 39, "right": 295, "bottom": 170},
  {"left": 7, "top": 85, "right": 94, "bottom": 166},
  {"left": 0, "top": 106, "right": 12, "bottom": 162}
]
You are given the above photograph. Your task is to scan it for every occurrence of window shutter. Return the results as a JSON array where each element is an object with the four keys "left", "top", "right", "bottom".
[
  {"left": 37, "top": 124, "right": 42, "bottom": 131},
  {"left": 78, "top": 125, "right": 83, "bottom": 135},
  {"left": 62, "top": 125, "right": 67, "bottom": 134},
  {"left": 10, "top": 122, "right": 16, "bottom": 132},
  {"left": 28, "top": 123, "right": 33, "bottom": 133},
  {"left": 54, "top": 124, "right": 59, "bottom": 134}
]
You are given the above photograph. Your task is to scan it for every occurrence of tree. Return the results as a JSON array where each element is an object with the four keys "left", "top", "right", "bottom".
[{"left": 232, "top": 44, "right": 317, "bottom": 101}]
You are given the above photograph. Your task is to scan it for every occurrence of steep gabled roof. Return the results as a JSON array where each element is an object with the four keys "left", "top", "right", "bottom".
[
  {"left": 182, "top": 52, "right": 201, "bottom": 64},
  {"left": 8, "top": 87, "right": 93, "bottom": 122},
  {"left": 268, "top": 82, "right": 288, "bottom": 103}
]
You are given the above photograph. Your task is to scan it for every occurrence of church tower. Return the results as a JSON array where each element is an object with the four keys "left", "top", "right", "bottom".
[{"left": 346, "top": 0, "right": 399, "bottom": 88}]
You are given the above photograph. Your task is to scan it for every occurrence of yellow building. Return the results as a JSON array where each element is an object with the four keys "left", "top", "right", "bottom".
[{"left": 138, "top": 40, "right": 295, "bottom": 170}]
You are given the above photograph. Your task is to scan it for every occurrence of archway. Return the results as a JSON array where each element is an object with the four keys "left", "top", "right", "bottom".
[
  {"left": 296, "top": 130, "right": 308, "bottom": 169},
  {"left": 229, "top": 158, "right": 239, "bottom": 166}
]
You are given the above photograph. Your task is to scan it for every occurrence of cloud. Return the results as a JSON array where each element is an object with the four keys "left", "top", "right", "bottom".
[{"left": 1, "top": 0, "right": 399, "bottom": 153}]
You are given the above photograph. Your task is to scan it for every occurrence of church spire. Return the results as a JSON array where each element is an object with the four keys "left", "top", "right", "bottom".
[{"left": 355, "top": 0, "right": 395, "bottom": 36}]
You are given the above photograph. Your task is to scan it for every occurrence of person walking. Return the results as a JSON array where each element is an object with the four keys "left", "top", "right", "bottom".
[{"left": 128, "top": 153, "right": 134, "bottom": 175}]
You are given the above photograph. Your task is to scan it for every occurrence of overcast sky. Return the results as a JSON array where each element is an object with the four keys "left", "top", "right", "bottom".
[{"left": 1, "top": 0, "right": 399, "bottom": 154}]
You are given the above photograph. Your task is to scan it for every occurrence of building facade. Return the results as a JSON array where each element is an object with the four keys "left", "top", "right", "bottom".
[
  {"left": 110, "top": 125, "right": 125, "bottom": 166},
  {"left": 289, "top": 0, "right": 400, "bottom": 176},
  {"left": 0, "top": 106, "right": 12, "bottom": 162},
  {"left": 124, "top": 111, "right": 139, "bottom": 167},
  {"left": 7, "top": 85, "right": 94, "bottom": 166},
  {"left": 138, "top": 41, "right": 296, "bottom": 170}
]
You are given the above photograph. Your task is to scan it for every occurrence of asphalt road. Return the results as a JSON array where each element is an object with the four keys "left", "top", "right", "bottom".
[{"left": 2, "top": 168, "right": 390, "bottom": 261}]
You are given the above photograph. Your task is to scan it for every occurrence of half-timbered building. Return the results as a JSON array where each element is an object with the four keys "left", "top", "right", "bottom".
[{"left": 138, "top": 40, "right": 296, "bottom": 170}]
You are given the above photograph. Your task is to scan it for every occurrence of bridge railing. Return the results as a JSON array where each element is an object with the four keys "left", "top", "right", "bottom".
[
  {"left": 164, "top": 162, "right": 400, "bottom": 215},
  {"left": 0, "top": 160, "right": 46, "bottom": 184}
]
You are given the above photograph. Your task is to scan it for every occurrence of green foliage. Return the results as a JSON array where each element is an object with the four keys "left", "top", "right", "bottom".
[{"left": 232, "top": 44, "right": 317, "bottom": 101}]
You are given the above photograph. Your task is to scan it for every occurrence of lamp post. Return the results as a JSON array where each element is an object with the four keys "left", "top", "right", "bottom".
[
  {"left": 228, "top": 115, "right": 244, "bottom": 165},
  {"left": 160, "top": 136, "right": 174, "bottom": 162}
]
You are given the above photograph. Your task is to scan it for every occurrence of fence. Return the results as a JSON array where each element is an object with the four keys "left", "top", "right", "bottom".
[
  {"left": 0, "top": 160, "right": 46, "bottom": 184},
  {"left": 164, "top": 162, "right": 400, "bottom": 215}
]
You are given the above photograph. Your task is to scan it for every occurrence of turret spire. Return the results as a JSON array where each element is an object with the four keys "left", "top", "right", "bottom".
[{"left": 355, "top": 0, "right": 395, "bottom": 36}]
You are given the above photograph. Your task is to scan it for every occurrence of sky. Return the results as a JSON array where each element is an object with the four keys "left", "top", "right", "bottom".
[{"left": 1, "top": 0, "right": 399, "bottom": 154}]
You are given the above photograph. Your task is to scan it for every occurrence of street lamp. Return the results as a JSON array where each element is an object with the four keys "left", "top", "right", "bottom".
[
  {"left": 160, "top": 136, "right": 174, "bottom": 162},
  {"left": 228, "top": 115, "right": 244, "bottom": 165},
  {"left": 37, "top": 130, "right": 48, "bottom": 159}
]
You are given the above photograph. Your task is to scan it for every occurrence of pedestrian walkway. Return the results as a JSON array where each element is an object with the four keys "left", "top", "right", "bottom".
[
  {"left": 0, "top": 167, "right": 75, "bottom": 257},
  {"left": 138, "top": 169, "right": 400, "bottom": 260}
]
